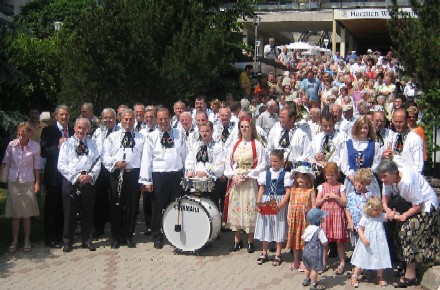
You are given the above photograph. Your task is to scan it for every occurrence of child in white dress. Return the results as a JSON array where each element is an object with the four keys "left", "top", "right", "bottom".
[{"left": 350, "top": 196, "right": 391, "bottom": 287}]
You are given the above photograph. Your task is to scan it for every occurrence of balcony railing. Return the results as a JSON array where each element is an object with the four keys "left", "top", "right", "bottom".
[{"left": 223, "top": 0, "right": 411, "bottom": 11}]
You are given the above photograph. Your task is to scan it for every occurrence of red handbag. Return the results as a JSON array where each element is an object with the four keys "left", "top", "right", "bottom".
[{"left": 258, "top": 205, "right": 278, "bottom": 215}]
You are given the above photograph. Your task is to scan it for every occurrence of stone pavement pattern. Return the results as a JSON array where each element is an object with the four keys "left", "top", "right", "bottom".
[{"left": 0, "top": 226, "right": 425, "bottom": 290}]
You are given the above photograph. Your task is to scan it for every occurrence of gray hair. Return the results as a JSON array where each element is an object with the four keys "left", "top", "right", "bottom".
[
  {"left": 82, "top": 102, "right": 94, "bottom": 111},
  {"left": 376, "top": 160, "right": 399, "bottom": 175},
  {"left": 240, "top": 98, "right": 250, "bottom": 110},
  {"left": 101, "top": 108, "right": 116, "bottom": 117},
  {"left": 179, "top": 111, "right": 191, "bottom": 119},
  {"left": 55, "top": 104, "right": 70, "bottom": 114},
  {"left": 75, "top": 117, "right": 91, "bottom": 128},
  {"left": 121, "top": 108, "right": 135, "bottom": 117}
]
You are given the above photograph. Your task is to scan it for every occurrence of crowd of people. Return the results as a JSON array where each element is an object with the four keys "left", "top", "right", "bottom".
[{"left": 1, "top": 47, "right": 439, "bottom": 290}]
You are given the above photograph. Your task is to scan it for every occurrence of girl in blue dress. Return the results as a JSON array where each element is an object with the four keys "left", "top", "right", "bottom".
[
  {"left": 350, "top": 196, "right": 391, "bottom": 287},
  {"left": 345, "top": 168, "right": 380, "bottom": 246}
]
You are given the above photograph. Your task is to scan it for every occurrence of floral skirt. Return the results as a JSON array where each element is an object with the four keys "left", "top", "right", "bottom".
[
  {"left": 395, "top": 209, "right": 440, "bottom": 263},
  {"left": 226, "top": 179, "right": 258, "bottom": 233}
]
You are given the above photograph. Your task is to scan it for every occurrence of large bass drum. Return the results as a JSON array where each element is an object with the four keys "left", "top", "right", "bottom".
[{"left": 162, "top": 196, "right": 221, "bottom": 252}]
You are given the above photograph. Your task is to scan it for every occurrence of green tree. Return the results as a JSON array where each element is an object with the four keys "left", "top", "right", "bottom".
[
  {"left": 60, "top": 0, "right": 255, "bottom": 113},
  {"left": 388, "top": 0, "right": 440, "bottom": 113},
  {"left": 388, "top": 1, "right": 440, "bottom": 172}
]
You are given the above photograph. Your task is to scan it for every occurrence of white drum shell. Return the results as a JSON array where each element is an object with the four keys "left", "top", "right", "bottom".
[{"left": 163, "top": 196, "right": 221, "bottom": 252}]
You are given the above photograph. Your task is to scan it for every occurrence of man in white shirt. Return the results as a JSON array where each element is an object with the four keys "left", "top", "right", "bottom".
[
  {"left": 103, "top": 109, "right": 145, "bottom": 249},
  {"left": 382, "top": 109, "right": 424, "bottom": 173},
  {"left": 256, "top": 100, "right": 278, "bottom": 135},
  {"left": 92, "top": 108, "right": 119, "bottom": 238},
  {"left": 139, "top": 108, "right": 187, "bottom": 249},
  {"left": 267, "top": 106, "right": 312, "bottom": 166},
  {"left": 58, "top": 118, "right": 101, "bottom": 252}
]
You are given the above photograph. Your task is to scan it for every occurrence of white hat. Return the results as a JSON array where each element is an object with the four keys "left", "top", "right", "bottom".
[
  {"left": 40, "top": 111, "right": 51, "bottom": 121},
  {"left": 293, "top": 161, "right": 317, "bottom": 178},
  {"left": 342, "top": 104, "right": 353, "bottom": 111}
]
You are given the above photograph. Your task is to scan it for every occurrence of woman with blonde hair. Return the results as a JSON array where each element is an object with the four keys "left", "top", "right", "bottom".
[
  {"left": 1, "top": 123, "right": 40, "bottom": 253},
  {"left": 340, "top": 116, "right": 381, "bottom": 195}
]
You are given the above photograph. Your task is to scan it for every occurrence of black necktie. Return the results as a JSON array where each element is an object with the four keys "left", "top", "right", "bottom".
[
  {"left": 161, "top": 131, "right": 174, "bottom": 148},
  {"left": 185, "top": 131, "right": 190, "bottom": 137},
  {"left": 323, "top": 134, "right": 330, "bottom": 153},
  {"left": 221, "top": 126, "right": 230, "bottom": 142},
  {"left": 76, "top": 140, "right": 88, "bottom": 155},
  {"left": 394, "top": 133, "right": 403, "bottom": 154},
  {"left": 135, "top": 122, "right": 142, "bottom": 132},
  {"left": 196, "top": 145, "right": 208, "bottom": 163},
  {"left": 376, "top": 131, "right": 384, "bottom": 147},
  {"left": 106, "top": 128, "right": 112, "bottom": 138},
  {"left": 122, "top": 132, "right": 135, "bottom": 148},
  {"left": 173, "top": 120, "right": 179, "bottom": 128},
  {"left": 149, "top": 128, "right": 154, "bottom": 132},
  {"left": 279, "top": 130, "right": 290, "bottom": 148}
]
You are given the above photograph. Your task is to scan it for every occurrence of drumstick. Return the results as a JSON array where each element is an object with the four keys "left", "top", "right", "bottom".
[{"left": 175, "top": 198, "right": 182, "bottom": 232}]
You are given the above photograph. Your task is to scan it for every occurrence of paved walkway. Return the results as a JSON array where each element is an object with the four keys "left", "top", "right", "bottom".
[{"left": 0, "top": 220, "right": 424, "bottom": 290}]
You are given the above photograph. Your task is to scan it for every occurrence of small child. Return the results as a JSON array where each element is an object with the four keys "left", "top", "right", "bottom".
[
  {"left": 350, "top": 196, "right": 391, "bottom": 287},
  {"left": 302, "top": 208, "right": 329, "bottom": 290},
  {"left": 316, "top": 162, "right": 348, "bottom": 275},
  {"left": 254, "top": 150, "right": 292, "bottom": 266},
  {"left": 345, "top": 168, "right": 380, "bottom": 246},
  {"left": 286, "top": 162, "right": 316, "bottom": 271}
]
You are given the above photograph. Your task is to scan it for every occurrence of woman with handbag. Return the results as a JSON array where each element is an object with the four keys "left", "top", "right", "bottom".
[
  {"left": 377, "top": 160, "right": 439, "bottom": 288},
  {"left": 1, "top": 123, "right": 41, "bottom": 253}
]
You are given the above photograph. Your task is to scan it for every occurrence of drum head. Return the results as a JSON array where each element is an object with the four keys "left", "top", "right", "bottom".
[{"left": 163, "top": 197, "right": 212, "bottom": 252}]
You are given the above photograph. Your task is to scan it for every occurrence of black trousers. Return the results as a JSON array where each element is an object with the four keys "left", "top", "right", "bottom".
[
  {"left": 142, "top": 191, "right": 152, "bottom": 230},
  {"left": 61, "top": 179, "right": 95, "bottom": 244},
  {"left": 94, "top": 166, "right": 110, "bottom": 233},
  {"left": 109, "top": 169, "right": 140, "bottom": 242},
  {"left": 44, "top": 183, "right": 64, "bottom": 243},
  {"left": 151, "top": 171, "right": 184, "bottom": 237},
  {"left": 212, "top": 178, "right": 227, "bottom": 212}
]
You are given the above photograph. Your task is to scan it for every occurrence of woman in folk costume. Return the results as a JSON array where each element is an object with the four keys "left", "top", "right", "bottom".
[{"left": 224, "top": 117, "right": 266, "bottom": 253}]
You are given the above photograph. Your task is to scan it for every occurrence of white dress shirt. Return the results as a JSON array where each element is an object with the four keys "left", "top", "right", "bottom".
[
  {"left": 139, "top": 128, "right": 187, "bottom": 185},
  {"left": 102, "top": 130, "right": 145, "bottom": 171},
  {"left": 57, "top": 137, "right": 101, "bottom": 184},
  {"left": 92, "top": 125, "right": 120, "bottom": 155},
  {"left": 184, "top": 140, "right": 225, "bottom": 179},
  {"left": 311, "top": 130, "right": 347, "bottom": 168},
  {"left": 389, "top": 130, "right": 424, "bottom": 173},
  {"left": 267, "top": 124, "right": 312, "bottom": 163}
]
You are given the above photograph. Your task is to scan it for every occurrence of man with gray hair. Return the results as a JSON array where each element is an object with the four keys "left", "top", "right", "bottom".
[
  {"left": 92, "top": 108, "right": 119, "bottom": 237},
  {"left": 256, "top": 100, "right": 279, "bottom": 135},
  {"left": 308, "top": 107, "right": 321, "bottom": 136},
  {"left": 58, "top": 117, "right": 101, "bottom": 252},
  {"left": 80, "top": 102, "right": 100, "bottom": 136}
]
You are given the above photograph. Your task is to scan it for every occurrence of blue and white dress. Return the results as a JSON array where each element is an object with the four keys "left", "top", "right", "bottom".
[
  {"left": 350, "top": 213, "right": 392, "bottom": 270},
  {"left": 345, "top": 191, "right": 380, "bottom": 246},
  {"left": 254, "top": 168, "right": 292, "bottom": 243}
]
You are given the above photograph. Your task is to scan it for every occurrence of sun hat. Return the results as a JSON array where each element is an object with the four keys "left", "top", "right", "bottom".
[{"left": 306, "top": 208, "right": 328, "bottom": 225}]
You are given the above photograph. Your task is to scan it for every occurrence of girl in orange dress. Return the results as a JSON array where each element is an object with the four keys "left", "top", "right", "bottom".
[
  {"left": 286, "top": 163, "right": 316, "bottom": 271},
  {"left": 316, "top": 162, "right": 348, "bottom": 275}
]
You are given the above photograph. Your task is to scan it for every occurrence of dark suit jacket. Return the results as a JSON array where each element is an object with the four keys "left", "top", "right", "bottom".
[{"left": 40, "top": 124, "right": 74, "bottom": 186}]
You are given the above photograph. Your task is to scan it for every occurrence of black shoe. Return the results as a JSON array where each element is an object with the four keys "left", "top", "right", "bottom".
[
  {"left": 63, "top": 244, "right": 73, "bottom": 253},
  {"left": 81, "top": 241, "right": 97, "bottom": 251},
  {"left": 111, "top": 240, "right": 120, "bottom": 249},
  {"left": 45, "top": 241, "right": 63, "bottom": 249},
  {"left": 247, "top": 242, "right": 255, "bottom": 253},
  {"left": 220, "top": 227, "right": 231, "bottom": 232},
  {"left": 153, "top": 237, "right": 164, "bottom": 249},
  {"left": 229, "top": 241, "right": 243, "bottom": 252},
  {"left": 144, "top": 228, "right": 152, "bottom": 236},
  {"left": 393, "top": 277, "right": 417, "bottom": 288},
  {"left": 126, "top": 239, "right": 136, "bottom": 248},
  {"left": 93, "top": 230, "right": 104, "bottom": 239}
]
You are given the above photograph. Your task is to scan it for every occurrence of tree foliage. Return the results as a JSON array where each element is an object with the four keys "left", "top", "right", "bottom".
[
  {"left": 388, "top": 0, "right": 440, "bottom": 114},
  {"left": 60, "top": 0, "right": 255, "bottom": 114}
]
